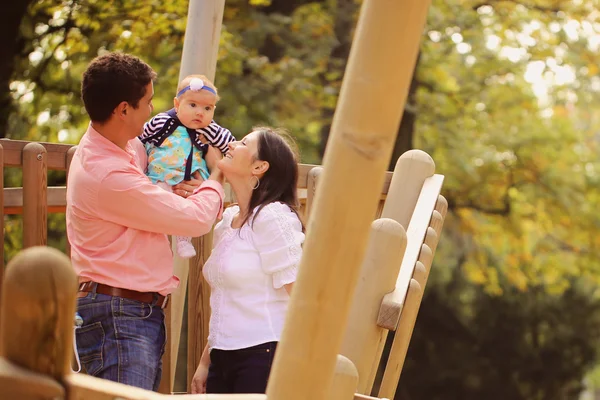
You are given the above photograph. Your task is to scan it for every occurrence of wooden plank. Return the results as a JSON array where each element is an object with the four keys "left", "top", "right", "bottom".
[
  {"left": 68, "top": 372, "right": 268, "bottom": 399},
  {"left": 4, "top": 206, "right": 64, "bottom": 215},
  {"left": 0, "top": 139, "right": 73, "bottom": 170},
  {"left": 265, "top": 0, "right": 432, "bottom": 397},
  {"left": 0, "top": 357, "right": 64, "bottom": 400},
  {"left": 391, "top": 175, "right": 444, "bottom": 316},
  {"left": 22, "top": 143, "right": 47, "bottom": 248},
  {"left": 4, "top": 186, "right": 66, "bottom": 208}
]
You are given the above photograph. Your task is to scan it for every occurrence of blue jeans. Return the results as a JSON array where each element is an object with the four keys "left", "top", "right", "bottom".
[
  {"left": 75, "top": 292, "right": 166, "bottom": 391},
  {"left": 207, "top": 341, "right": 277, "bottom": 394}
]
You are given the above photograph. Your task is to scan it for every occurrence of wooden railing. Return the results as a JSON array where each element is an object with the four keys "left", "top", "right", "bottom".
[{"left": 0, "top": 138, "right": 397, "bottom": 393}]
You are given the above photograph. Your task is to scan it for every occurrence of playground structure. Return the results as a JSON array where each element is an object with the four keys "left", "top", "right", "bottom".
[{"left": 0, "top": 0, "right": 443, "bottom": 399}]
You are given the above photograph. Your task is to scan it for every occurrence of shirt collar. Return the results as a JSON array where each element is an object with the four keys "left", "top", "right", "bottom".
[{"left": 85, "top": 123, "right": 137, "bottom": 162}]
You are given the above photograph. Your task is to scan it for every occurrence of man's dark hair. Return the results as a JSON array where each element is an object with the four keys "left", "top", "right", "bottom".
[{"left": 81, "top": 52, "right": 157, "bottom": 123}]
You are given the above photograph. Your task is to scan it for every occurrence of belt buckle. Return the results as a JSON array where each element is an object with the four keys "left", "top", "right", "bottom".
[{"left": 161, "top": 294, "right": 170, "bottom": 309}]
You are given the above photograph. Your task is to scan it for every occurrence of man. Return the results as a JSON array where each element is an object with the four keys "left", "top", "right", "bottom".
[{"left": 66, "top": 52, "right": 224, "bottom": 391}]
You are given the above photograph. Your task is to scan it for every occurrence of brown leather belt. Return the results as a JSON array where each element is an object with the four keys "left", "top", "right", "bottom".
[{"left": 77, "top": 281, "right": 169, "bottom": 309}]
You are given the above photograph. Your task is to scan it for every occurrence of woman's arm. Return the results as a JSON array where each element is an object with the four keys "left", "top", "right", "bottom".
[
  {"left": 191, "top": 343, "right": 211, "bottom": 394},
  {"left": 284, "top": 282, "right": 294, "bottom": 295}
]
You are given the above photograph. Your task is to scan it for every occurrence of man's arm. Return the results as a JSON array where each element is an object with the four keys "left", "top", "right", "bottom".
[{"left": 96, "top": 165, "right": 224, "bottom": 237}]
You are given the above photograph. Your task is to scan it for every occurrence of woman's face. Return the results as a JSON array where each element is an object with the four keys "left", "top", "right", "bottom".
[{"left": 218, "top": 130, "right": 263, "bottom": 178}]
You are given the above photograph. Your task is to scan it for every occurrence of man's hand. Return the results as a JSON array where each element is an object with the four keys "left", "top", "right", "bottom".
[{"left": 172, "top": 171, "right": 204, "bottom": 198}]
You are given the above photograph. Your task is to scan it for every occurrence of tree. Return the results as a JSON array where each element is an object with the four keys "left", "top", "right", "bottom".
[{"left": 3, "top": 1, "right": 600, "bottom": 398}]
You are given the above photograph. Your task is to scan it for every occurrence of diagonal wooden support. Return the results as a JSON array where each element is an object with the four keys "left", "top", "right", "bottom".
[{"left": 265, "top": 0, "right": 432, "bottom": 398}]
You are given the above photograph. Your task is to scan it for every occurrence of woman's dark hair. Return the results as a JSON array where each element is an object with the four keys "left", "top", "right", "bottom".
[
  {"left": 241, "top": 127, "right": 304, "bottom": 230},
  {"left": 81, "top": 52, "right": 157, "bottom": 123}
]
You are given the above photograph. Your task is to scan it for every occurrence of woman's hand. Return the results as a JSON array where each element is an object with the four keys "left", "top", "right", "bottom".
[
  {"left": 192, "top": 343, "right": 211, "bottom": 394},
  {"left": 205, "top": 145, "right": 223, "bottom": 172},
  {"left": 191, "top": 362, "right": 209, "bottom": 394},
  {"left": 172, "top": 171, "right": 204, "bottom": 198}
]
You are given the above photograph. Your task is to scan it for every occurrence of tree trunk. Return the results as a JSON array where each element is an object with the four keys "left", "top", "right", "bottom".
[{"left": 0, "top": 2, "right": 33, "bottom": 138}]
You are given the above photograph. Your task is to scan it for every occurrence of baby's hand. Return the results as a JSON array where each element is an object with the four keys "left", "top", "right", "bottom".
[{"left": 205, "top": 145, "right": 223, "bottom": 171}]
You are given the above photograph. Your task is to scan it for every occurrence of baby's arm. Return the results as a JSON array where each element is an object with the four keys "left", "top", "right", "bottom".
[
  {"left": 140, "top": 112, "right": 170, "bottom": 143},
  {"left": 197, "top": 121, "right": 236, "bottom": 154}
]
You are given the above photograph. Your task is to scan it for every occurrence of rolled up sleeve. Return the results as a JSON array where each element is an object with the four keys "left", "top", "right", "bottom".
[{"left": 97, "top": 166, "right": 224, "bottom": 237}]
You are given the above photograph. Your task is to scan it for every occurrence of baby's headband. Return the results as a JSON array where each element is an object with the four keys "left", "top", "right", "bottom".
[{"left": 177, "top": 78, "right": 217, "bottom": 97}]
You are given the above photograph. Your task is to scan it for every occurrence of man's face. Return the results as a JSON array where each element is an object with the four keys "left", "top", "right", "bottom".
[{"left": 125, "top": 81, "right": 154, "bottom": 139}]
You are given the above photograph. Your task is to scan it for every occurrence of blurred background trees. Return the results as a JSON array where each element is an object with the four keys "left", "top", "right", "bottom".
[{"left": 3, "top": 0, "right": 600, "bottom": 398}]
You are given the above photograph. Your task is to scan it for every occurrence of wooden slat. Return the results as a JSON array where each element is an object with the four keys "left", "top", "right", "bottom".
[
  {"left": 391, "top": 174, "right": 444, "bottom": 315},
  {"left": 4, "top": 187, "right": 66, "bottom": 208},
  {"left": 22, "top": 143, "right": 47, "bottom": 248},
  {"left": 377, "top": 279, "right": 423, "bottom": 399}
]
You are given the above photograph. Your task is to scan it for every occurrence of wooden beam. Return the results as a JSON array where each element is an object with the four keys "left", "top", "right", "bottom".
[
  {"left": 0, "top": 139, "right": 73, "bottom": 170},
  {"left": 265, "top": 0, "right": 433, "bottom": 398}
]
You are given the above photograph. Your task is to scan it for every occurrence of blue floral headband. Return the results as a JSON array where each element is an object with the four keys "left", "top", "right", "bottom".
[{"left": 177, "top": 78, "right": 217, "bottom": 97}]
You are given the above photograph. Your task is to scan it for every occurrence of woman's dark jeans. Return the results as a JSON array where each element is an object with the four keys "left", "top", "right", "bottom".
[{"left": 206, "top": 341, "right": 278, "bottom": 394}]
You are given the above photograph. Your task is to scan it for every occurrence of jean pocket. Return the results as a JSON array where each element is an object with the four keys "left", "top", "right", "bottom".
[
  {"left": 75, "top": 322, "right": 105, "bottom": 375},
  {"left": 115, "top": 298, "right": 152, "bottom": 320}
]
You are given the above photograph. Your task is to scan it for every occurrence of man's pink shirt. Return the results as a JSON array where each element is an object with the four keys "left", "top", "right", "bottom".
[{"left": 66, "top": 124, "right": 224, "bottom": 295}]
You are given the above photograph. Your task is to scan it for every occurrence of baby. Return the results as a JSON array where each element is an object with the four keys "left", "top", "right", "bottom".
[{"left": 140, "top": 75, "right": 235, "bottom": 258}]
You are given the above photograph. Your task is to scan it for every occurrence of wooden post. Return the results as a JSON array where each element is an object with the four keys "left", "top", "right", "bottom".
[
  {"left": 328, "top": 355, "right": 359, "bottom": 400},
  {"left": 178, "top": 0, "right": 225, "bottom": 82},
  {"left": 166, "top": 0, "right": 226, "bottom": 392},
  {"left": 65, "top": 146, "right": 77, "bottom": 258},
  {"left": 377, "top": 279, "right": 423, "bottom": 399},
  {"left": 340, "top": 219, "right": 406, "bottom": 394},
  {"left": 304, "top": 167, "right": 323, "bottom": 222},
  {"left": 22, "top": 143, "right": 47, "bottom": 248},
  {"left": 0, "top": 143, "right": 4, "bottom": 300},
  {"left": 0, "top": 246, "right": 77, "bottom": 399},
  {"left": 381, "top": 150, "right": 436, "bottom": 228},
  {"left": 187, "top": 234, "right": 213, "bottom": 389},
  {"left": 266, "top": 0, "right": 432, "bottom": 398}
]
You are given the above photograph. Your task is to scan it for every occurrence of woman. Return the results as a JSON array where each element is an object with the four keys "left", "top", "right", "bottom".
[{"left": 191, "top": 126, "right": 305, "bottom": 394}]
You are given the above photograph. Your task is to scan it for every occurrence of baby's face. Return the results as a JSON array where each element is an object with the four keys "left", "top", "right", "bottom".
[{"left": 174, "top": 90, "right": 217, "bottom": 129}]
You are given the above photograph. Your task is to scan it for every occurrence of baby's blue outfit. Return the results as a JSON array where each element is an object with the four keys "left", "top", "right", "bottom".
[
  {"left": 140, "top": 108, "right": 235, "bottom": 186},
  {"left": 145, "top": 126, "right": 210, "bottom": 185}
]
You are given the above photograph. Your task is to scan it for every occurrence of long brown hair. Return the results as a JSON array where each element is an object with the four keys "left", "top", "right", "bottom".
[{"left": 240, "top": 126, "right": 303, "bottom": 230}]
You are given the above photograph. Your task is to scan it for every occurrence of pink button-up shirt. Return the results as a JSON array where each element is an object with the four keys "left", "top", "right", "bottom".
[{"left": 66, "top": 124, "right": 224, "bottom": 295}]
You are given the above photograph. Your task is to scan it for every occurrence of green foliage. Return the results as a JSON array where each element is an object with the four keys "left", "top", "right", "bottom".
[{"left": 3, "top": 0, "right": 600, "bottom": 398}]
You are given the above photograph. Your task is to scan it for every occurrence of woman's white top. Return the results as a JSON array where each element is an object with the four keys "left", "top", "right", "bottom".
[{"left": 203, "top": 202, "right": 304, "bottom": 351}]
